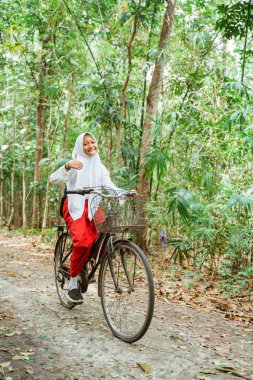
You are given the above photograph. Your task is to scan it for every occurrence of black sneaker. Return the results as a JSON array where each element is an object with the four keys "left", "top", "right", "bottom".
[{"left": 67, "top": 288, "right": 83, "bottom": 304}]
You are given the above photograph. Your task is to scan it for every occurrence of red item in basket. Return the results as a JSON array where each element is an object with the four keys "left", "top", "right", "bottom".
[{"left": 93, "top": 203, "right": 107, "bottom": 226}]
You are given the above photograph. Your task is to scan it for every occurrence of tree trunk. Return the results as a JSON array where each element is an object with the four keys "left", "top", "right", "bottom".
[
  {"left": 139, "top": 0, "right": 177, "bottom": 200},
  {"left": 139, "top": 0, "right": 177, "bottom": 252},
  {"left": 21, "top": 104, "right": 30, "bottom": 228},
  {"left": 0, "top": 73, "right": 9, "bottom": 227},
  {"left": 115, "top": 0, "right": 141, "bottom": 167},
  {"left": 32, "top": 36, "right": 51, "bottom": 227},
  {"left": 241, "top": 0, "right": 251, "bottom": 84},
  {"left": 7, "top": 111, "right": 16, "bottom": 229},
  {"left": 42, "top": 102, "right": 62, "bottom": 229},
  {"left": 0, "top": 122, "right": 6, "bottom": 227},
  {"left": 22, "top": 154, "right": 27, "bottom": 228},
  {"left": 42, "top": 176, "right": 50, "bottom": 230},
  {"left": 104, "top": 117, "right": 114, "bottom": 173},
  {"left": 32, "top": 91, "right": 46, "bottom": 227},
  {"left": 42, "top": 107, "right": 53, "bottom": 230},
  {"left": 137, "top": 2, "right": 158, "bottom": 172},
  {"left": 63, "top": 74, "right": 74, "bottom": 156}
]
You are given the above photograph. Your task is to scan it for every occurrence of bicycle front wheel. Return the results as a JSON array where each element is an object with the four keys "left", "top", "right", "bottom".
[
  {"left": 54, "top": 232, "right": 75, "bottom": 309},
  {"left": 99, "top": 240, "right": 155, "bottom": 343}
]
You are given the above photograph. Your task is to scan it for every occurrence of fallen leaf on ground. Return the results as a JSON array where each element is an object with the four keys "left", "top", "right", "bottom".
[
  {"left": 22, "top": 356, "right": 36, "bottom": 361},
  {"left": 216, "top": 366, "right": 252, "bottom": 380},
  {"left": 48, "top": 354, "right": 57, "bottom": 359},
  {"left": 0, "top": 315, "right": 14, "bottom": 320},
  {"left": 213, "top": 349, "right": 231, "bottom": 359},
  {"left": 25, "top": 366, "right": 34, "bottom": 375},
  {"left": 215, "top": 365, "right": 235, "bottom": 372},
  {"left": 12, "top": 355, "right": 23, "bottom": 360},
  {"left": 219, "top": 302, "right": 237, "bottom": 312},
  {"left": 137, "top": 362, "right": 152, "bottom": 374},
  {"left": 0, "top": 361, "right": 11, "bottom": 368},
  {"left": 0, "top": 347, "right": 9, "bottom": 352},
  {"left": 20, "top": 351, "right": 35, "bottom": 356},
  {"left": 200, "top": 369, "right": 217, "bottom": 375},
  {"left": 241, "top": 303, "right": 252, "bottom": 312},
  {"left": 4, "top": 329, "right": 22, "bottom": 337}
]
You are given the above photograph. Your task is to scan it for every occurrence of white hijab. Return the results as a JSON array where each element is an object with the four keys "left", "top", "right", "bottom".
[{"left": 67, "top": 132, "right": 108, "bottom": 221}]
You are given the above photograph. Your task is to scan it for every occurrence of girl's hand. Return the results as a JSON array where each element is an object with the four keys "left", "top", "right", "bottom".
[{"left": 68, "top": 154, "right": 83, "bottom": 170}]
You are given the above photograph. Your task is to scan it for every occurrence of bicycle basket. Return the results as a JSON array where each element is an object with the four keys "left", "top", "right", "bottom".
[{"left": 90, "top": 194, "right": 146, "bottom": 233}]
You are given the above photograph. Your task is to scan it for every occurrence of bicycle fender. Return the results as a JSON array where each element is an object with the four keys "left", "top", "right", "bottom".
[
  {"left": 54, "top": 232, "right": 71, "bottom": 261},
  {"left": 110, "top": 238, "right": 131, "bottom": 249},
  {"left": 98, "top": 255, "right": 105, "bottom": 297}
]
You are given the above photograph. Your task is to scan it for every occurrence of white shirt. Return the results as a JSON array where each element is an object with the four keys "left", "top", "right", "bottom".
[
  {"left": 49, "top": 163, "right": 119, "bottom": 190},
  {"left": 50, "top": 164, "right": 124, "bottom": 220}
]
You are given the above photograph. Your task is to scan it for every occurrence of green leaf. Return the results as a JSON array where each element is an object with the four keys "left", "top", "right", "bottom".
[
  {"left": 22, "top": 355, "right": 36, "bottom": 361},
  {"left": 48, "top": 354, "right": 57, "bottom": 359},
  {"left": 167, "top": 190, "right": 191, "bottom": 223}
]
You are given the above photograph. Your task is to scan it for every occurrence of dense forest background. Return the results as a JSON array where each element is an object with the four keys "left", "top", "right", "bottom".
[{"left": 0, "top": 0, "right": 253, "bottom": 288}]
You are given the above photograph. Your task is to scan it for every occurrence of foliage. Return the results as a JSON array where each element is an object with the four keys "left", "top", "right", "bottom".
[
  {"left": 216, "top": 1, "right": 253, "bottom": 40},
  {"left": 0, "top": 0, "right": 253, "bottom": 284}
]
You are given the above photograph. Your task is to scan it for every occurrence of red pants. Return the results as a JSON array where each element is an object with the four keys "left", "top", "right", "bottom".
[{"left": 62, "top": 198, "right": 98, "bottom": 277}]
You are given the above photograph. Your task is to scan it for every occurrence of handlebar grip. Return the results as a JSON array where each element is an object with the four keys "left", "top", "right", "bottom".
[{"left": 125, "top": 191, "right": 139, "bottom": 196}]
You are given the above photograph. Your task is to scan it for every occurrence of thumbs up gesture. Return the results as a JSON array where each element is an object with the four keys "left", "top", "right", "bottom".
[{"left": 67, "top": 154, "right": 84, "bottom": 170}]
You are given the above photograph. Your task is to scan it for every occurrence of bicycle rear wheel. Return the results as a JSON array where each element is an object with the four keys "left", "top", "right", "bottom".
[
  {"left": 99, "top": 240, "right": 155, "bottom": 343},
  {"left": 54, "top": 232, "right": 75, "bottom": 309}
]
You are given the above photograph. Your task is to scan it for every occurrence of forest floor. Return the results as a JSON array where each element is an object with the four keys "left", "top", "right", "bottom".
[{"left": 0, "top": 230, "right": 253, "bottom": 380}]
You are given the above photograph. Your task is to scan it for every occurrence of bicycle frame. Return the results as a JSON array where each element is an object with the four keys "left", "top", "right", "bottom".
[
  {"left": 54, "top": 188, "right": 154, "bottom": 343},
  {"left": 57, "top": 188, "right": 139, "bottom": 295},
  {"left": 87, "top": 232, "right": 110, "bottom": 282},
  {"left": 55, "top": 224, "right": 132, "bottom": 299},
  {"left": 55, "top": 226, "right": 112, "bottom": 284}
]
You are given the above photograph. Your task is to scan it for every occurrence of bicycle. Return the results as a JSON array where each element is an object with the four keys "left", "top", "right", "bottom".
[{"left": 54, "top": 187, "right": 155, "bottom": 343}]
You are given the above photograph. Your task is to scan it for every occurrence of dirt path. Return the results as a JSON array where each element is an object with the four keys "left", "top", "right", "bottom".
[{"left": 0, "top": 231, "right": 253, "bottom": 380}]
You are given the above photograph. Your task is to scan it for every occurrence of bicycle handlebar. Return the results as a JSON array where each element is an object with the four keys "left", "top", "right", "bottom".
[
  {"left": 66, "top": 188, "right": 138, "bottom": 198},
  {"left": 66, "top": 188, "right": 94, "bottom": 196}
]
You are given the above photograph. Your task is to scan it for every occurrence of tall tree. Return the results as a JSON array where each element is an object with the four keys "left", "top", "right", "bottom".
[
  {"left": 32, "top": 35, "right": 51, "bottom": 227},
  {"left": 139, "top": 0, "right": 177, "bottom": 200},
  {"left": 116, "top": 0, "right": 141, "bottom": 166}
]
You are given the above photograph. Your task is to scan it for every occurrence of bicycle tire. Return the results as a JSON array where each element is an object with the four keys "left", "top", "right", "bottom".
[
  {"left": 54, "top": 232, "right": 75, "bottom": 309},
  {"left": 99, "top": 240, "right": 155, "bottom": 343}
]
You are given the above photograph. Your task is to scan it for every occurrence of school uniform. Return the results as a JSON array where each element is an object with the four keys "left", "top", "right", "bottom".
[{"left": 50, "top": 133, "right": 122, "bottom": 279}]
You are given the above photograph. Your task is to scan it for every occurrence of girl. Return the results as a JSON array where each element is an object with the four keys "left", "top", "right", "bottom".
[{"left": 50, "top": 132, "right": 124, "bottom": 304}]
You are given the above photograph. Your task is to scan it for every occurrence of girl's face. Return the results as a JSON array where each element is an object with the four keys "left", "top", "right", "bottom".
[{"left": 83, "top": 134, "right": 98, "bottom": 156}]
